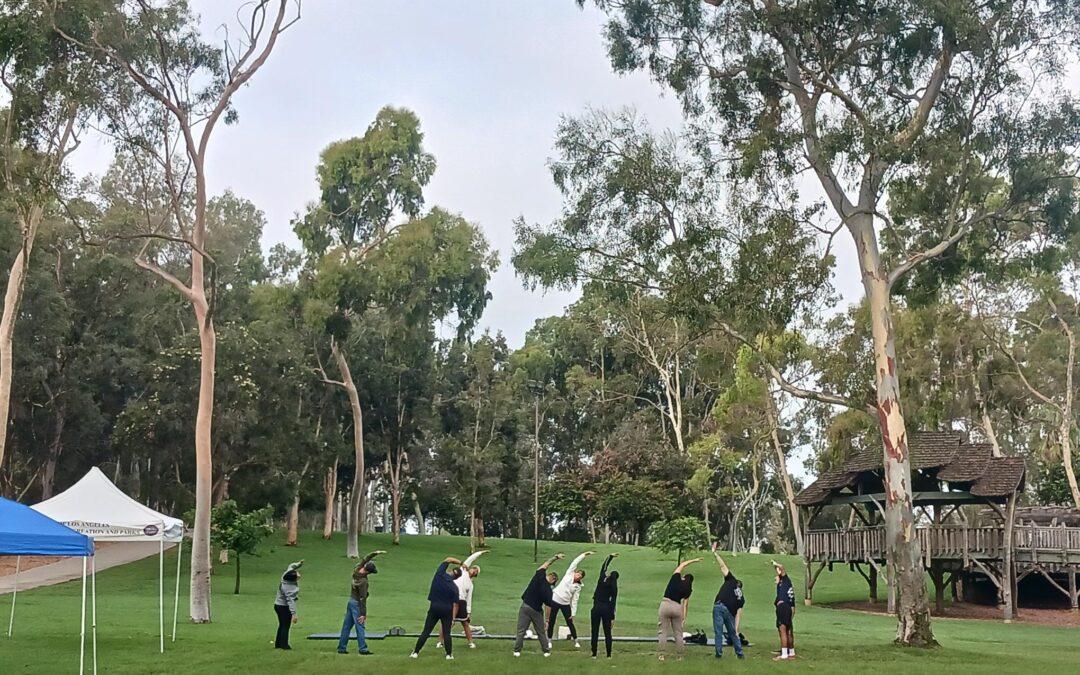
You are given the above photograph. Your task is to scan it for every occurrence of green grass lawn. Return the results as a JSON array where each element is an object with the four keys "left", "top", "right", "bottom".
[{"left": 0, "top": 531, "right": 1076, "bottom": 673}]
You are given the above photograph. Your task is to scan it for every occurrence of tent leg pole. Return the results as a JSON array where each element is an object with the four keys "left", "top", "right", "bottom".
[
  {"left": 173, "top": 539, "right": 182, "bottom": 642},
  {"left": 80, "top": 558, "right": 87, "bottom": 674},
  {"left": 7, "top": 555, "right": 19, "bottom": 637},
  {"left": 159, "top": 540, "right": 164, "bottom": 654},
  {"left": 91, "top": 556, "right": 98, "bottom": 675}
]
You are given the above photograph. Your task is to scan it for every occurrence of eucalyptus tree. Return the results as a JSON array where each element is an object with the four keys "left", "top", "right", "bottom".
[
  {"left": 0, "top": 0, "right": 106, "bottom": 471},
  {"left": 580, "top": 0, "right": 1080, "bottom": 644},
  {"left": 350, "top": 209, "right": 496, "bottom": 545},
  {"left": 297, "top": 106, "right": 436, "bottom": 557},
  {"left": 55, "top": 0, "right": 299, "bottom": 622}
]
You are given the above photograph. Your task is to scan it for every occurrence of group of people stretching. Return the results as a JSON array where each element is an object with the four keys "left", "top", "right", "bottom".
[{"left": 272, "top": 542, "right": 798, "bottom": 662}]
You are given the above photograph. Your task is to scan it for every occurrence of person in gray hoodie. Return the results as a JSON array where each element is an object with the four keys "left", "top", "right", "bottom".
[{"left": 273, "top": 560, "right": 303, "bottom": 649}]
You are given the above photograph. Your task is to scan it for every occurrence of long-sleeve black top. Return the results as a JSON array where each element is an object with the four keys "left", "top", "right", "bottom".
[
  {"left": 521, "top": 568, "right": 555, "bottom": 612},
  {"left": 591, "top": 554, "right": 618, "bottom": 612}
]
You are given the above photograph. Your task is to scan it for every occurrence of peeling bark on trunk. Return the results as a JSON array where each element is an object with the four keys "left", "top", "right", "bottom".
[
  {"left": 322, "top": 459, "right": 337, "bottom": 540},
  {"left": 850, "top": 218, "right": 935, "bottom": 647},
  {"left": 0, "top": 205, "right": 43, "bottom": 470},
  {"left": 765, "top": 385, "right": 803, "bottom": 555},
  {"left": 212, "top": 472, "right": 230, "bottom": 505},
  {"left": 331, "top": 342, "right": 365, "bottom": 558},
  {"left": 190, "top": 293, "right": 216, "bottom": 624},
  {"left": 412, "top": 492, "right": 425, "bottom": 534},
  {"left": 40, "top": 400, "right": 66, "bottom": 500}
]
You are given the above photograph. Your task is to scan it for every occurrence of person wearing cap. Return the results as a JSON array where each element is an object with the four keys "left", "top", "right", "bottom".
[
  {"left": 273, "top": 560, "right": 303, "bottom": 649},
  {"left": 337, "top": 550, "right": 386, "bottom": 655}
]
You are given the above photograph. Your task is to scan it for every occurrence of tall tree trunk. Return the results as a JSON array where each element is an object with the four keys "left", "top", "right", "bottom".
[
  {"left": 850, "top": 218, "right": 935, "bottom": 646},
  {"left": 40, "top": 400, "right": 66, "bottom": 500},
  {"left": 322, "top": 459, "right": 337, "bottom": 540},
  {"left": 412, "top": 492, "right": 425, "bottom": 534},
  {"left": 0, "top": 205, "right": 42, "bottom": 470},
  {"left": 212, "top": 472, "right": 230, "bottom": 505},
  {"left": 390, "top": 470, "right": 401, "bottom": 545},
  {"left": 1060, "top": 419, "right": 1080, "bottom": 510},
  {"left": 702, "top": 497, "right": 713, "bottom": 549},
  {"left": 189, "top": 286, "right": 216, "bottom": 623},
  {"left": 765, "top": 385, "right": 803, "bottom": 554},
  {"left": 286, "top": 460, "right": 310, "bottom": 546},
  {"left": 332, "top": 341, "right": 364, "bottom": 558},
  {"left": 233, "top": 553, "right": 241, "bottom": 595}
]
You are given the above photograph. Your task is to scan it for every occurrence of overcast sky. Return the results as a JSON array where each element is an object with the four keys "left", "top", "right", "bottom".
[{"left": 68, "top": 1, "right": 1078, "bottom": 348}]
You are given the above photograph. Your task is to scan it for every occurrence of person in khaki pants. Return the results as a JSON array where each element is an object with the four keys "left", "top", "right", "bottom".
[{"left": 657, "top": 557, "right": 701, "bottom": 661}]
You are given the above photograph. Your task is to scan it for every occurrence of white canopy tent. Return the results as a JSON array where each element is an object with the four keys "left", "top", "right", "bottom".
[{"left": 31, "top": 467, "right": 185, "bottom": 653}]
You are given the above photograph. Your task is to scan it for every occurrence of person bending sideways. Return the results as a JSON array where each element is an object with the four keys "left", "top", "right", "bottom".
[
  {"left": 772, "top": 560, "right": 797, "bottom": 660},
  {"left": 337, "top": 550, "right": 385, "bottom": 655},
  {"left": 514, "top": 553, "right": 564, "bottom": 658},
  {"left": 710, "top": 543, "right": 745, "bottom": 660},
  {"left": 273, "top": 560, "right": 303, "bottom": 650},
  {"left": 438, "top": 550, "right": 488, "bottom": 650},
  {"left": 590, "top": 553, "right": 619, "bottom": 659},
  {"left": 658, "top": 557, "right": 700, "bottom": 661},
  {"left": 547, "top": 550, "right": 595, "bottom": 648},
  {"left": 410, "top": 556, "right": 463, "bottom": 660}
]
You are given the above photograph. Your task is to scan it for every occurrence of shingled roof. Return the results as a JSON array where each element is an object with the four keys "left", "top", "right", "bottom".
[
  {"left": 910, "top": 431, "right": 963, "bottom": 469},
  {"left": 970, "top": 456, "right": 1026, "bottom": 498},
  {"left": 794, "top": 432, "right": 1024, "bottom": 506},
  {"left": 936, "top": 443, "right": 993, "bottom": 483}
]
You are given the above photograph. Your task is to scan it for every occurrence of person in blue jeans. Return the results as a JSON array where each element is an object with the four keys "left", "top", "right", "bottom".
[
  {"left": 710, "top": 543, "right": 745, "bottom": 659},
  {"left": 338, "top": 550, "right": 385, "bottom": 654}
]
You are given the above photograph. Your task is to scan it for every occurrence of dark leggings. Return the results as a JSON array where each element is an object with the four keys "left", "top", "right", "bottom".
[
  {"left": 414, "top": 603, "right": 454, "bottom": 656},
  {"left": 590, "top": 605, "right": 614, "bottom": 657},
  {"left": 546, "top": 602, "right": 578, "bottom": 639},
  {"left": 273, "top": 604, "right": 292, "bottom": 649}
]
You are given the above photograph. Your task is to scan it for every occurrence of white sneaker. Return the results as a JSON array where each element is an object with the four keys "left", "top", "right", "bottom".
[
  {"left": 574, "top": 640, "right": 581, "bottom": 649},
  {"left": 446, "top": 655, "right": 454, "bottom": 660},
  {"left": 513, "top": 652, "right": 521, "bottom": 658},
  {"left": 468, "top": 642, "right": 476, "bottom": 649},
  {"left": 543, "top": 651, "right": 551, "bottom": 657},
  {"left": 409, "top": 653, "right": 418, "bottom": 659},
  {"left": 436, "top": 642, "right": 443, "bottom": 649}
]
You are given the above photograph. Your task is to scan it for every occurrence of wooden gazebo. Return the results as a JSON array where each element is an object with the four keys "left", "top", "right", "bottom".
[{"left": 794, "top": 431, "right": 1080, "bottom": 620}]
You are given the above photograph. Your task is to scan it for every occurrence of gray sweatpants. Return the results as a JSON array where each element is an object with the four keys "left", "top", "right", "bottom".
[{"left": 514, "top": 603, "right": 552, "bottom": 653}]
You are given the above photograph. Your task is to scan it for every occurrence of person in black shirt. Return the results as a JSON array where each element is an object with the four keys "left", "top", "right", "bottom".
[
  {"left": 410, "top": 556, "right": 463, "bottom": 660},
  {"left": 590, "top": 553, "right": 619, "bottom": 658},
  {"left": 657, "top": 557, "right": 701, "bottom": 661},
  {"left": 772, "top": 560, "right": 797, "bottom": 660},
  {"left": 514, "top": 553, "right": 564, "bottom": 657},
  {"left": 710, "top": 543, "right": 745, "bottom": 659}
]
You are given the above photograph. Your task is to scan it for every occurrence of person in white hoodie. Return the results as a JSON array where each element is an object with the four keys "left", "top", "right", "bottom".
[
  {"left": 438, "top": 550, "right": 488, "bottom": 649},
  {"left": 546, "top": 551, "right": 595, "bottom": 648}
]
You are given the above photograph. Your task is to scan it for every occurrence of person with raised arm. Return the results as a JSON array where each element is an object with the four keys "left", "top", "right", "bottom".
[
  {"left": 336, "top": 550, "right": 386, "bottom": 655},
  {"left": 513, "top": 552, "right": 564, "bottom": 658},
  {"left": 589, "top": 552, "right": 619, "bottom": 659},
  {"left": 438, "top": 549, "right": 488, "bottom": 650},
  {"left": 546, "top": 550, "right": 595, "bottom": 648},
  {"left": 272, "top": 560, "right": 303, "bottom": 650},
  {"left": 657, "top": 556, "right": 701, "bottom": 661},
  {"left": 410, "top": 556, "right": 463, "bottom": 660},
  {"left": 710, "top": 543, "right": 745, "bottom": 660},
  {"left": 772, "top": 560, "right": 797, "bottom": 660}
]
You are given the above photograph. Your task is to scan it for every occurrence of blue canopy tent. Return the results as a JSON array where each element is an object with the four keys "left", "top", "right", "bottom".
[{"left": 1, "top": 497, "right": 97, "bottom": 673}]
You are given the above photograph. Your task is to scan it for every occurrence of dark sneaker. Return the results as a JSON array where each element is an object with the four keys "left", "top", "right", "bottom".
[
  {"left": 337, "top": 650, "right": 348, "bottom": 654},
  {"left": 359, "top": 650, "right": 373, "bottom": 655}
]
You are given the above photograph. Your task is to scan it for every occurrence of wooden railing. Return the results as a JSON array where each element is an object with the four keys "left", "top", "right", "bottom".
[{"left": 806, "top": 524, "right": 1080, "bottom": 564}]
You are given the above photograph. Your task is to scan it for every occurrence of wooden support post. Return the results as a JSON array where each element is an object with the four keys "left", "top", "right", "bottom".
[
  {"left": 930, "top": 561, "right": 945, "bottom": 614},
  {"left": 1070, "top": 571, "right": 1078, "bottom": 611},
  {"left": 869, "top": 562, "right": 878, "bottom": 603}
]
